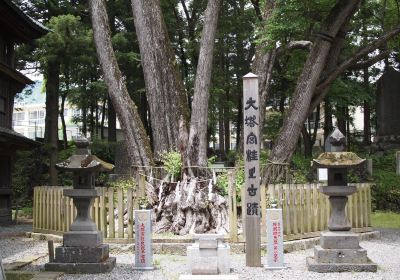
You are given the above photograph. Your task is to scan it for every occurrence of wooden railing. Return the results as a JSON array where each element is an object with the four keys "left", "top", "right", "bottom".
[
  {"left": 33, "top": 186, "right": 138, "bottom": 240},
  {"left": 33, "top": 182, "right": 372, "bottom": 242},
  {"left": 230, "top": 182, "right": 372, "bottom": 242}
]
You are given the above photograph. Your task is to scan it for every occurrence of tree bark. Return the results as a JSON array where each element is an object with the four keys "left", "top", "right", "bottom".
[
  {"left": 186, "top": 0, "right": 223, "bottom": 167},
  {"left": 131, "top": 0, "right": 189, "bottom": 157},
  {"left": 267, "top": 0, "right": 361, "bottom": 167},
  {"left": 59, "top": 92, "right": 68, "bottom": 149},
  {"left": 363, "top": 67, "right": 371, "bottom": 145},
  {"left": 89, "top": 0, "right": 153, "bottom": 166},
  {"left": 100, "top": 98, "right": 106, "bottom": 140},
  {"left": 44, "top": 59, "right": 60, "bottom": 185}
]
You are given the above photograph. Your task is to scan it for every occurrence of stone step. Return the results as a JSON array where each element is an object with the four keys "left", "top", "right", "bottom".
[
  {"left": 179, "top": 275, "right": 239, "bottom": 280},
  {"left": 307, "top": 256, "right": 377, "bottom": 273},
  {"left": 55, "top": 244, "right": 109, "bottom": 263},
  {"left": 320, "top": 231, "right": 360, "bottom": 249},
  {"left": 314, "top": 245, "right": 368, "bottom": 264}
]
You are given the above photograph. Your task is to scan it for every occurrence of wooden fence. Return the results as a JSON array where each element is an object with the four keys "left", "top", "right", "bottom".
[
  {"left": 33, "top": 186, "right": 138, "bottom": 240},
  {"left": 33, "top": 182, "right": 372, "bottom": 242},
  {"left": 257, "top": 183, "right": 372, "bottom": 242}
]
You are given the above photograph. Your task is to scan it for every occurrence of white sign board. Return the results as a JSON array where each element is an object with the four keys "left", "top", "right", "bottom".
[
  {"left": 318, "top": 168, "right": 328, "bottom": 181},
  {"left": 266, "top": 209, "right": 285, "bottom": 269},
  {"left": 134, "top": 210, "right": 153, "bottom": 270}
]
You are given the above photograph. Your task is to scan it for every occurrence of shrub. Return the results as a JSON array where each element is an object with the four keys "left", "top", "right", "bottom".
[
  {"left": 159, "top": 150, "right": 182, "bottom": 179},
  {"left": 370, "top": 150, "right": 400, "bottom": 212}
]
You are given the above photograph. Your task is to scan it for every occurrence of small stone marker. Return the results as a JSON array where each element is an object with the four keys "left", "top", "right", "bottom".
[
  {"left": 187, "top": 234, "right": 230, "bottom": 275},
  {"left": 134, "top": 209, "right": 153, "bottom": 270},
  {"left": 265, "top": 209, "right": 285, "bottom": 269},
  {"left": 0, "top": 258, "right": 5, "bottom": 280},
  {"left": 243, "top": 72, "right": 261, "bottom": 267},
  {"left": 396, "top": 151, "right": 400, "bottom": 175}
]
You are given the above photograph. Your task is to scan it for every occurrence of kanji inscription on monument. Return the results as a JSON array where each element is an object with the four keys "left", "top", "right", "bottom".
[
  {"left": 243, "top": 72, "right": 261, "bottom": 267},
  {"left": 266, "top": 209, "right": 285, "bottom": 269},
  {"left": 134, "top": 210, "right": 153, "bottom": 270}
]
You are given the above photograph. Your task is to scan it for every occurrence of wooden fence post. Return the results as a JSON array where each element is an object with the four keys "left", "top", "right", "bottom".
[
  {"left": 260, "top": 183, "right": 267, "bottom": 241},
  {"left": 228, "top": 171, "right": 238, "bottom": 242}
]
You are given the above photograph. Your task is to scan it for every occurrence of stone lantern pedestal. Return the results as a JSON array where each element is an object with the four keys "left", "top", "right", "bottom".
[
  {"left": 45, "top": 138, "right": 115, "bottom": 273},
  {"left": 306, "top": 151, "right": 377, "bottom": 272}
]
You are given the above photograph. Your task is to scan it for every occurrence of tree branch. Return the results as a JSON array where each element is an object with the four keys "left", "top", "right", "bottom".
[
  {"left": 350, "top": 50, "right": 391, "bottom": 70},
  {"left": 309, "top": 25, "right": 400, "bottom": 113},
  {"left": 276, "top": 40, "right": 312, "bottom": 55},
  {"left": 250, "top": 0, "right": 263, "bottom": 22}
]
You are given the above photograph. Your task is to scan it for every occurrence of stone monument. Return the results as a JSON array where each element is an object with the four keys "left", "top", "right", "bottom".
[
  {"left": 186, "top": 234, "right": 230, "bottom": 275},
  {"left": 374, "top": 68, "right": 400, "bottom": 148},
  {"left": 45, "top": 137, "right": 116, "bottom": 273},
  {"left": 265, "top": 208, "right": 286, "bottom": 269},
  {"left": 307, "top": 128, "right": 377, "bottom": 272},
  {"left": 134, "top": 209, "right": 153, "bottom": 270}
]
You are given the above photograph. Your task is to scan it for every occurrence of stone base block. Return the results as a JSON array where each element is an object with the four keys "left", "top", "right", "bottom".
[
  {"left": 179, "top": 275, "right": 238, "bottom": 280},
  {"left": 314, "top": 246, "right": 367, "bottom": 264},
  {"left": 54, "top": 244, "right": 109, "bottom": 263},
  {"left": 320, "top": 231, "right": 360, "bottom": 249},
  {"left": 187, "top": 245, "right": 230, "bottom": 275},
  {"left": 306, "top": 257, "right": 377, "bottom": 273},
  {"left": 45, "top": 257, "right": 116, "bottom": 274},
  {"left": 63, "top": 231, "right": 102, "bottom": 247}
]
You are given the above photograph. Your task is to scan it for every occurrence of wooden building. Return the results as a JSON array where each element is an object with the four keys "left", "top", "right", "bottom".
[{"left": 0, "top": 0, "right": 47, "bottom": 224}]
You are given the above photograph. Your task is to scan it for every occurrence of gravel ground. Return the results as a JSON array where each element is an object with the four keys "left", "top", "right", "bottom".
[{"left": 1, "top": 225, "right": 399, "bottom": 280}]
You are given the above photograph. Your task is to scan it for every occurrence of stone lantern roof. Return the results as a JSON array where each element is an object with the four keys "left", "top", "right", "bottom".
[
  {"left": 313, "top": 152, "right": 365, "bottom": 168},
  {"left": 314, "top": 127, "right": 365, "bottom": 168},
  {"left": 55, "top": 137, "right": 114, "bottom": 173}
]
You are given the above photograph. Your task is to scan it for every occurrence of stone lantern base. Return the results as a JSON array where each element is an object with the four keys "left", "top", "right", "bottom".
[
  {"left": 45, "top": 231, "right": 116, "bottom": 274},
  {"left": 306, "top": 231, "right": 377, "bottom": 273}
]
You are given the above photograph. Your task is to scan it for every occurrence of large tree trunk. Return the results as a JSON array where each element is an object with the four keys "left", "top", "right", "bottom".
[
  {"left": 363, "top": 67, "right": 371, "bottom": 145},
  {"left": 150, "top": 177, "right": 229, "bottom": 235},
  {"left": 131, "top": 0, "right": 189, "bottom": 157},
  {"left": 44, "top": 60, "right": 60, "bottom": 185},
  {"left": 266, "top": 0, "right": 361, "bottom": 167},
  {"left": 186, "top": 0, "right": 223, "bottom": 168},
  {"left": 89, "top": 0, "right": 153, "bottom": 167},
  {"left": 251, "top": 1, "right": 276, "bottom": 139},
  {"left": 59, "top": 92, "right": 68, "bottom": 149},
  {"left": 107, "top": 97, "right": 116, "bottom": 142}
]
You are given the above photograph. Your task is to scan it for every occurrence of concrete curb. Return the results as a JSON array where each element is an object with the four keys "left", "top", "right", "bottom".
[{"left": 27, "top": 231, "right": 380, "bottom": 256}]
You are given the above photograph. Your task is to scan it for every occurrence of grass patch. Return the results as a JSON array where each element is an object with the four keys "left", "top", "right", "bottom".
[{"left": 371, "top": 211, "right": 400, "bottom": 228}]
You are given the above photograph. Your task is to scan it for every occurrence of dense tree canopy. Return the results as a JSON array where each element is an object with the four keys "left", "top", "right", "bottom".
[{"left": 14, "top": 0, "right": 400, "bottom": 181}]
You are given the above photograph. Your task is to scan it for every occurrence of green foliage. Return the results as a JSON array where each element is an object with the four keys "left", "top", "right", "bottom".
[
  {"left": 159, "top": 150, "right": 182, "bottom": 178},
  {"left": 12, "top": 147, "right": 48, "bottom": 203},
  {"left": 90, "top": 139, "right": 117, "bottom": 164},
  {"left": 216, "top": 160, "right": 244, "bottom": 203},
  {"left": 370, "top": 150, "right": 400, "bottom": 212},
  {"left": 291, "top": 154, "right": 311, "bottom": 183},
  {"left": 207, "top": 155, "right": 218, "bottom": 166},
  {"left": 263, "top": 111, "right": 283, "bottom": 142},
  {"left": 109, "top": 179, "right": 136, "bottom": 191}
]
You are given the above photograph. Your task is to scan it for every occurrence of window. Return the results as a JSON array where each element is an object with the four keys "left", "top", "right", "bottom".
[
  {"left": 13, "top": 112, "right": 25, "bottom": 121},
  {"left": 29, "top": 110, "right": 45, "bottom": 120},
  {"left": 29, "top": 111, "right": 38, "bottom": 120}
]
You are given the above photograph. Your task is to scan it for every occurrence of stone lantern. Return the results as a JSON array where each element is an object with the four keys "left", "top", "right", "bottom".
[
  {"left": 45, "top": 137, "right": 116, "bottom": 273},
  {"left": 307, "top": 128, "right": 377, "bottom": 272}
]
